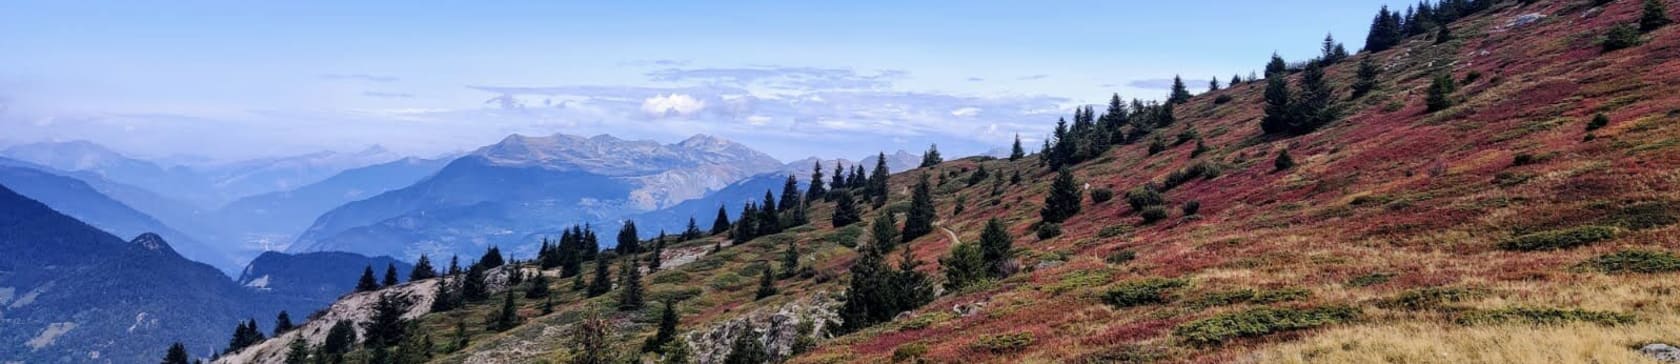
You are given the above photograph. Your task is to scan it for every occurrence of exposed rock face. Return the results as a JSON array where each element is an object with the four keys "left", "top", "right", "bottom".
[
  {"left": 687, "top": 292, "right": 842, "bottom": 364},
  {"left": 1643, "top": 343, "right": 1680, "bottom": 363},
  {"left": 213, "top": 279, "right": 440, "bottom": 364}
]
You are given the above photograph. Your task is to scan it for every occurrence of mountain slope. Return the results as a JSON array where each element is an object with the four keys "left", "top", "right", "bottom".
[
  {"left": 216, "top": 157, "right": 448, "bottom": 254},
  {"left": 1, "top": 140, "right": 224, "bottom": 208},
  {"left": 236, "top": 251, "right": 414, "bottom": 309}
]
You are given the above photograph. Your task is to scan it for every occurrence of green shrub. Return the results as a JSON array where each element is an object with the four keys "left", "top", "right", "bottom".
[
  {"left": 1161, "top": 162, "right": 1221, "bottom": 191},
  {"left": 1511, "top": 153, "right": 1537, "bottom": 166},
  {"left": 1106, "top": 250, "right": 1137, "bottom": 265},
  {"left": 971, "top": 332, "right": 1034, "bottom": 353},
  {"left": 1498, "top": 226, "right": 1617, "bottom": 251},
  {"left": 1586, "top": 113, "right": 1610, "bottom": 131},
  {"left": 1126, "top": 186, "right": 1165, "bottom": 211},
  {"left": 1103, "top": 278, "right": 1188, "bottom": 308},
  {"left": 1603, "top": 24, "right": 1643, "bottom": 52},
  {"left": 1036, "top": 222, "right": 1062, "bottom": 240},
  {"left": 650, "top": 271, "right": 691, "bottom": 285},
  {"left": 1173, "top": 306, "right": 1358, "bottom": 345},
  {"left": 1213, "top": 94, "right": 1234, "bottom": 105},
  {"left": 1345, "top": 272, "right": 1394, "bottom": 287},
  {"left": 1379, "top": 287, "right": 1485, "bottom": 311},
  {"left": 1577, "top": 250, "right": 1680, "bottom": 273},
  {"left": 648, "top": 286, "right": 703, "bottom": 303},
  {"left": 1188, "top": 288, "right": 1310, "bottom": 309},
  {"left": 1455, "top": 307, "right": 1635, "bottom": 326},
  {"left": 892, "top": 342, "right": 928, "bottom": 363},
  {"left": 1606, "top": 202, "right": 1678, "bottom": 230},
  {"left": 1097, "top": 224, "right": 1132, "bottom": 238},
  {"left": 1182, "top": 200, "right": 1201, "bottom": 216},
  {"left": 1090, "top": 188, "right": 1115, "bottom": 204},
  {"left": 828, "top": 225, "right": 863, "bottom": 248},
  {"left": 1139, "top": 206, "right": 1170, "bottom": 224}
]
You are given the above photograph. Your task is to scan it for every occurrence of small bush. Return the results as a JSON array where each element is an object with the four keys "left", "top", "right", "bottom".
[
  {"left": 1586, "top": 113, "right": 1610, "bottom": 131},
  {"left": 1139, "top": 206, "right": 1170, "bottom": 224},
  {"left": 1036, "top": 222, "right": 1062, "bottom": 240},
  {"left": 1379, "top": 287, "right": 1485, "bottom": 311},
  {"left": 1097, "top": 224, "right": 1132, "bottom": 238},
  {"left": 828, "top": 225, "right": 863, "bottom": 248},
  {"left": 1188, "top": 288, "right": 1310, "bottom": 309},
  {"left": 1174, "top": 306, "right": 1358, "bottom": 345},
  {"left": 650, "top": 272, "right": 691, "bottom": 285},
  {"left": 971, "top": 332, "right": 1034, "bottom": 353},
  {"left": 1213, "top": 94, "right": 1234, "bottom": 105},
  {"left": 1105, "top": 250, "right": 1137, "bottom": 265},
  {"left": 1345, "top": 272, "right": 1394, "bottom": 287},
  {"left": 1511, "top": 153, "right": 1536, "bottom": 166},
  {"left": 1126, "top": 186, "right": 1166, "bottom": 211},
  {"left": 1161, "top": 162, "right": 1221, "bottom": 191},
  {"left": 1103, "top": 278, "right": 1188, "bottom": 308},
  {"left": 891, "top": 343, "right": 928, "bottom": 363},
  {"left": 1455, "top": 307, "right": 1635, "bottom": 326},
  {"left": 1182, "top": 200, "right": 1201, "bottom": 216},
  {"left": 1607, "top": 202, "right": 1678, "bottom": 230},
  {"left": 1603, "top": 24, "right": 1643, "bottom": 52},
  {"left": 1090, "top": 188, "right": 1115, "bottom": 204},
  {"left": 1498, "top": 225, "right": 1617, "bottom": 251},
  {"left": 1274, "top": 149, "right": 1295, "bottom": 171},
  {"left": 1577, "top": 250, "right": 1680, "bottom": 274}
]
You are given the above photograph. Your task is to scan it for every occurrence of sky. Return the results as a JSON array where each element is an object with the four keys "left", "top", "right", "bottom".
[{"left": 0, "top": 0, "right": 1401, "bottom": 163}]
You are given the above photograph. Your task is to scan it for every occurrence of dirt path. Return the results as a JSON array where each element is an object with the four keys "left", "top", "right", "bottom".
[{"left": 935, "top": 221, "right": 960, "bottom": 245}]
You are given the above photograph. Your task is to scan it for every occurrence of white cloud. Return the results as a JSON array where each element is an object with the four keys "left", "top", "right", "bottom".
[
  {"left": 951, "top": 107, "right": 981, "bottom": 117},
  {"left": 746, "top": 115, "right": 771, "bottom": 125},
  {"left": 640, "top": 93, "right": 706, "bottom": 116}
]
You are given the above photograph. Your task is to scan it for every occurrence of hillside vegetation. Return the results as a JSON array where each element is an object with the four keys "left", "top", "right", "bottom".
[{"left": 210, "top": 0, "right": 1680, "bottom": 363}]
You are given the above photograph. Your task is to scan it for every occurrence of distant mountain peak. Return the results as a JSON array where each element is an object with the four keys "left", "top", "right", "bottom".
[{"left": 129, "top": 232, "right": 178, "bottom": 256}]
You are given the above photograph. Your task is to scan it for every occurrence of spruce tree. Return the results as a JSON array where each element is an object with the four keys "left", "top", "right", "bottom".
[
  {"left": 1643, "top": 0, "right": 1673, "bottom": 32},
  {"left": 489, "top": 291, "right": 519, "bottom": 332},
  {"left": 830, "top": 189, "right": 861, "bottom": 227},
  {"left": 648, "top": 237, "right": 665, "bottom": 273},
  {"left": 1352, "top": 55, "right": 1381, "bottom": 98},
  {"left": 383, "top": 263, "right": 400, "bottom": 288},
  {"left": 1265, "top": 53, "right": 1289, "bottom": 78},
  {"left": 807, "top": 161, "right": 826, "bottom": 203},
  {"left": 1209, "top": 77, "right": 1221, "bottom": 92},
  {"left": 901, "top": 173, "right": 936, "bottom": 243},
  {"left": 587, "top": 254, "right": 612, "bottom": 298},
  {"left": 779, "top": 175, "right": 801, "bottom": 212},
  {"left": 1275, "top": 149, "right": 1296, "bottom": 171},
  {"left": 430, "top": 276, "right": 458, "bottom": 312},
  {"left": 1260, "top": 75, "right": 1294, "bottom": 134},
  {"left": 1365, "top": 6, "right": 1402, "bottom": 52},
  {"left": 1426, "top": 73, "right": 1456, "bottom": 112},
  {"left": 274, "top": 311, "right": 294, "bottom": 335},
  {"left": 527, "top": 271, "right": 550, "bottom": 299},
  {"left": 757, "top": 190, "right": 782, "bottom": 237},
  {"left": 723, "top": 331, "right": 767, "bottom": 364},
  {"left": 1291, "top": 63, "right": 1340, "bottom": 134},
  {"left": 711, "top": 206, "right": 731, "bottom": 235},
  {"left": 462, "top": 263, "right": 489, "bottom": 302},
  {"left": 940, "top": 240, "right": 985, "bottom": 291},
  {"left": 163, "top": 342, "right": 191, "bottom": 364},
  {"left": 1231, "top": 74, "right": 1244, "bottom": 88},
  {"left": 644, "top": 300, "right": 681, "bottom": 353},
  {"left": 831, "top": 164, "right": 847, "bottom": 193},
  {"left": 781, "top": 239, "right": 799, "bottom": 278},
  {"left": 1169, "top": 75, "right": 1192, "bottom": 104},
  {"left": 659, "top": 340, "right": 694, "bottom": 364},
  {"left": 618, "top": 256, "right": 645, "bottom": 311},
  {"left": 682, "top": 217, "right": 702, "bottom": 241},
  {"left": 869, "top": 152, "right": 891, "bottom": 208},
  {"left": 755, "top": 263, "right": 777, "bottom": 300},
  {"left": 410, "top": 255, "right": 437, "bottom": 281},
  {"left": 617, "top": 220, "right": 640, "bottom": 255},
  {"left": 478, "top": 246, "right": 505, "bottom": 269},
  {"left": 920, "top": 144, "right": 943, "bottom": 167},
  {"left": 1040, "top": 168, "right": 1082, "bottom": 224},
  {"left": 1010, "top": 134, "right": 1026, "bottom": 161},
  {"left": 321, "top": 320, "right": 356, "bottom": 355},
  {"left": 283, "top": 339, "right": 308, "bottom": 364},
  {"left": 355, "top": 265, "right": 380, "bottom": 292},
  {"left": 838, "top": 239, "right": 888, "bottom": 333},
  {"left": 869, "top": 211, "right": 900, "bottom": 253},
  {"left": 979, "top": 218, "right": 1015, "bottom": 278},
  {"left": 447, "top": 255, "right": 462, "bottom": 276},
  {"left": 364, "top": 292, "right": 410, "bottom": 347}
]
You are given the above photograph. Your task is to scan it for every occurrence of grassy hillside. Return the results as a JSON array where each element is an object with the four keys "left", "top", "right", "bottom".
[{"left": 236, "top": 0, "right": 1680, "bottom": 363}]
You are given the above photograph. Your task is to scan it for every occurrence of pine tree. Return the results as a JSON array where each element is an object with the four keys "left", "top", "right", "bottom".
[
  {"left": 869, "top": 152, "right": 891, "bottom": 208},
  {"left": 1275, "top": 149, "right": 1296, "bottom": 171},
  {"left": 1352, "top": 55, "right": 1381, "bottom": 98},
  {"left": 682, "top": 217, "right": 702, "bottom": 241},
  {"left": 274, "top": 311, "right": 294, "bottom": 335},
  {"left": 901, "top": 173, "right": 935, "bottom": 243},
  {"left": 410, "top": 254, "right": 437, "bottom": 281},
  {"left": 1643, "top": 0, "right": 1673, "bottom": 32},
  {"left": 452, "top": 320, "right": 469, "bottom": 352},
  {"left": 830, "top": 189, "right": 861, "bottom": 227},
  {"left": 779, "top": 175, "right": 801, "bottom": 212},
  {"left": 489, "top": 291, "right": 520, "bottom": 332},
  {"left": 806, "top": 161, "right": 826, "bottom": 203},
  {"left": 723, "top": 331, "right": 768, "bottom": 364},
  {"left": 1169, "top": 75, "right": 1192, "bottom": 104},
  {"left": 617, "top": 220, "right": 640, "bottom": 255},
  {"left": 355, "top": 265, "right": 380, "bottom": 292},
  {"left": 321, "top": 320, "right": 357, "bottom": 355},
  {"left": 940, "top": 240, "right": 985, "bottom": 291},
  {"left": 618, "top": 256, "right": 645, "bottom": 311},
  {"left": 1260, "top": 75, "right": 1294, "bottom": 134},
  {"left": 1040, "top": 168, "right": 1082, "bottom": 224},
  {"left": 648, "top": 237, "right": 665, "bottom": 273},
  {"left": 478, "top": 246, "right": 505, "bottom": 269},
  {"left": 462, "top": 263, "right": 489, "bottom": 302},
  {"left": 1208, "top": 77, "right": 1221, "bottom": 92},
  {"left": 447, "top": 255, "right": 462, "bottom": 276},
  {"left": 781, "top": 238, "right": 800, "bottom": 278},
  {"left": 920, "top": 144, "right": 943, "bottom": 167},
  {"left": 755, "top": 263, "right": 777, "bottom": 299},
  {"left": 711, "top": 206, "right": 731, "bottom": 235},
  {"left": 363, "top": 292, "right": 410, "bottom": 347},
  {"left": 1291, "top": 63, "right": 1340, "bottom": 134},
  {"left": 1265, "top": 53, "right": 1289, "bottom": 78},
  {"left": 283, "top": 339, "right": 308, "bottom": 364},
  {"left": 1321, "top": 33, "right": 1345, "bottom": 64},
  {"left": 587, "top": 254, "right": 612, "bottom": 298},
  {"left": 163, "top": 342, "right": 191, "bottom": 364},
  {"left": 979, "top": 218, "right": 1015, "bottom": 278},
  {"left": 1435, "top": 22, "right": 1452, "bottom": 44},
  {"left": 526, "top": 270, "right": 550, "bottom": 299},
  {"left": 1010, "top": 134, "right": 1026, "bottom": 161},
  {"left": 831, "top": 163, "right": 847, "bottom": 194},
  {"left": 383, "top": 263, "right": 400, "bottom": 288},
  {"left": 869, "top": 211, "right": 900, "bottom": 253},
  {"left": 643, "top": 300, "right": 681, "bottom": 353},
  {"left": 1426, "top": 73, "right": 1456, "bottom": 112},
  {"left": 430, "top": 276, "right": 458, "bottom": 312},
  {"left": 757, "top": 190, "right": 782, "bottom": 237},
  {"left": 1365, "top": 6, "right": 1402, "bottom": 52},
  {"left": 659, "top": 340, "right": 694, "bottom": 364}
]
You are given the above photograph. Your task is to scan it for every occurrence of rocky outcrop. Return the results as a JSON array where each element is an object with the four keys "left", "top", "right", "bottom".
[
  {"left": 213, "top": 279, "right": 439, "bottom": 364},
  {"left": 1643, "top": 343, "right": 1680, "bottom": 363},
  {"left": 687, "top": 292, "right": 843, "bottom": 364}
]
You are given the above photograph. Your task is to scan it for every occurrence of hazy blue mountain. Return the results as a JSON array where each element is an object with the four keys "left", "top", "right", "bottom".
[
  {"left": 0, "top": 185, "right": 307, "bottom": 363},
  {"left": 236, "top": 251, "right": 413, "bottom": 309},
  {"left": 626, "top": 172, "right": 805, "bottom": 237},
  {"left": 0, "top": 162, "right": 239, "bottom": 273},
  {"left": 216, "top": 157, "right": 448, "bottom": 255},
  {"left": 0, "top": 140, "right": 224, "bottom": 208},
  {"left": 291, "top": 133, "right": 783, "bottom": 260},
  {"left": 198, "top": 145, "right": 402, "bottom": 203}
]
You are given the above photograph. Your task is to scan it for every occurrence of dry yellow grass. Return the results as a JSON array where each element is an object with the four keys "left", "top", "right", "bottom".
[{"left": 1258, "top": 319, "right": 1678, "bottom": 364}]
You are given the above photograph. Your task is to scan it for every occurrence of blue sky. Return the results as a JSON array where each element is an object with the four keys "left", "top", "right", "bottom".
[{"left": 0, "top": 0, "right": 1398, "bottom": 162}]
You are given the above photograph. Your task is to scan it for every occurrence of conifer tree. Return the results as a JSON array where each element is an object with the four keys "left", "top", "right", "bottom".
[
  {"left": 489, "top": 291, "right": 519, "bottom": 332},
  {"left": 163, "top": 342, "right": 191, "bottom": 364},
  {"left": 940, "top": 240, "right": 985, "bottom": 291},
  {"left": 755, "top": 262, "right": 777, "bottom": 300},
  {"left": 723, "top": 332, "right": 768, "bottom": 364},
  {"left": 901, "top": 173, "right": 936, "bottom": 243},
  {"left": 648, "top": 236, "right": 665, "bottom": 273},
  {"left": 383, "top": 263, "right": 400, "bottom": 288},
  {"left": 452, "top": 320, "right": 469, "bottom": 352},
  {"left": 431, "top": 276, "right": 459, "bottom": 312},
  {"left": 1426, "top": 73, "right": 1456, "bottom": 112},
  {"left": 1352, "top": 55, "right": 1381, "bottom": 98},
  {"left": 869, "top": 211, "right": 900, "bottom": 253},
  {"left": 779, "top": 175, "right": 801, "bottom": 212},
  {"left": 711, "top": 206, "right": 731, "bottom": 235},
  {"left": 447, "top": 255, "right": 462, "bottom": 276},
  {"left": 1169, "top": 75, "right": 1192, "bottom": 104},
  {"left": 587, "top": 254, "right": 612, "bottom": 298},
  {"left": 283, "top": 339, "right": 308, "bottom": 364},
  {"left": 1643, "top": 0, "right": 1672, "bottom": 32},
  {"left": 321, "top": 320, "right": 356, "bottom": 356},
  {"left": 780, "top": 238, "right": 799, "bottom": 278},
  {"left": 1365, "top": 6, "right": 1403, "bottom": 52},
  {"left": 869, "top": 152, "right": 891, "bottom": 208},
  {"left": 1291, "top": 63, "right": 1340, "bottom": 133},
  {"left": 1275, "top": 149, "right": 1296, "bottom": 171},
  {"left": 527, "top": 270, "right": 550, "bottom": 299},
  {"left": 1040, "top": 168, "right": 1082, "bottom": 224},
  {"left": 838, "top": 238, "right": 889, "bottom": 333},
  {"left": 274, "top": 311, "right": 294, "bottom": 335},
  {"left": 617, "top": 220, "right": 640, "bottom": 255},
  {"left": 830, "top": 189, "right": 861, "bottom": 227},
  {"left": 364, "top": 292, "right": 410, "bottom": 347},
  {"left": 644, "top": 300, "right": 681, "bottom": 353},
  {"left": 920, "top": 144, "right": 943, "bottom": 167},
  {"left": 1265, "top": 53, "right": 1289, "bottom": 78},
  {"left": 979, "top": 218, "right": 1015, "bottom": 278},
  {"left": 1231, "top": 74, "right": 1244, "bottom": 88},
  {"left": 682, "top": 217, "right": 702, "bottom": 241},
  {"left": 618, "top": 256, "right": 644, "bottom": 311},
  {"left": 462, "top": 264, "right": 489, "bottom": 302},
  {"left": 659, "top": 340, "right": 694, "bottom": 364},
  {"left": 478, "top": 246, "right": 505, "bottom": 269},
  {"left": 570, "top": 311, "right": 614, "bottom": 364},
  {"left": 807, "top": 161, "right": 827, "bottom": 203},
  {"left": 757, "top": 190, "right": 782, "bottom": 237},
  {"left": 1321, "top": 33, "right": 1346, "bottom": 64},
  {"left": 1260, "top": 75, "right": 1294, "bottom": 134},
  {"left": 1010, "top": 134, "right": 1026, "bottom": 161},
  {"left": 356, "top": 265, "right": 381, "bottom": 292},
  {"left": 1435, "top": 23, "right": 1452, "bottom": 44},
  {"left": 410, "top": 254, "right": 437, "bottom": 281},
  {"left": 1208, "top": 77, "right": 1221, "bottom": 92}
]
